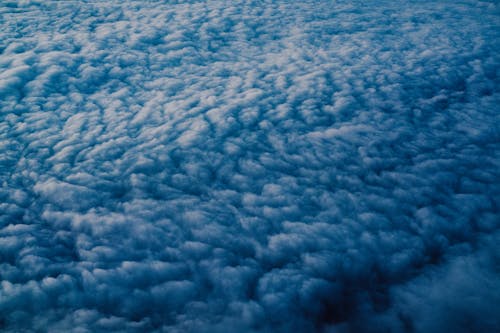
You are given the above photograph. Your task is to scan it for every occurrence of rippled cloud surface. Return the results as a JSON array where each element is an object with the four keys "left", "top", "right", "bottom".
[{"left": 1, "top": 0, "right": 499, "bottom": 332}]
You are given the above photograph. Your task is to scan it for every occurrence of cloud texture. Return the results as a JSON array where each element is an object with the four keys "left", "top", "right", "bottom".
[{"left": 1, "top": 0, "right": 499, "bottom": 332}]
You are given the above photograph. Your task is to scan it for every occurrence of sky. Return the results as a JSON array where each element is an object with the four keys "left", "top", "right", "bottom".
[{"left": 0, "top": 0, "right": 499, "bottom": 332}]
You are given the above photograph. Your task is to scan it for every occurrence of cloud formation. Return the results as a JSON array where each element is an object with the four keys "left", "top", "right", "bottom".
[{"left": 1, "top": 0, "right": 499, "bottom": 332}]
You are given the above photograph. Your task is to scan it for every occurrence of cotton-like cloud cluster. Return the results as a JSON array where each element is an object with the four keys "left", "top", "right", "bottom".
[{"left": 1, "top": 0, "right": 499, "bottom": 332}]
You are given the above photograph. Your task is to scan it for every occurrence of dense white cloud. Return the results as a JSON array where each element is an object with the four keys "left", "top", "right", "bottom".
[{"left": 1, "top": 0, "right": 499, "bottom": 332}]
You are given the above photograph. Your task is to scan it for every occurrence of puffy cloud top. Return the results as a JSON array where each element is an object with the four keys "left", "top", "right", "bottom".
[{"left": 1, "top": 0, "right": 499, "bottom": 332}]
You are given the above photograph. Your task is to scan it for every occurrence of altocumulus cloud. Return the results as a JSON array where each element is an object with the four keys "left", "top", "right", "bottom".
[{"left": 0, "top": 0, "right": 499, "bottom": 332}]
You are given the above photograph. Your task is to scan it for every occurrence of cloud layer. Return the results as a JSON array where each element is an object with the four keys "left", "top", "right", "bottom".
[{"left": 1, "top": 0, "right": 499, "bottom": 332}]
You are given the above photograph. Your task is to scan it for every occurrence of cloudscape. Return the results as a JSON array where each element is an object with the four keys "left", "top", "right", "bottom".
[{"left": 1, "top": 0, "right": 499, "bottom": 332}]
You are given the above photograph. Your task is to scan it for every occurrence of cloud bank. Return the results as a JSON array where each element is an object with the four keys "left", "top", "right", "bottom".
[{"left": 1, "top": 0, "right": 499, "bottom": 332}]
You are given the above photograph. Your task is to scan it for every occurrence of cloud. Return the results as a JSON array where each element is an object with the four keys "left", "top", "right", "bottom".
[{"left": 0, "top": 0, "right": 499, "bottom": 332}]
